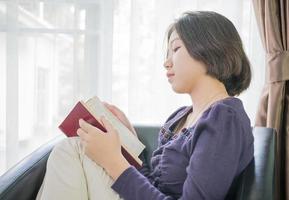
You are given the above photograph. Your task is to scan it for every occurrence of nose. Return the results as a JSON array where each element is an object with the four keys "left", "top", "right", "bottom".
[{"left": 163, "top": 58, "right": 172, "bottom": 70}]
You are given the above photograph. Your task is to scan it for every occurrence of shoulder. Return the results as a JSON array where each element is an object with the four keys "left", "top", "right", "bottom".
[
  {"left": 188, "top": 97, "right": 252, "bottom": 143},
  {"left": 199, "top": 97, "right": 250, "bottom": 127}
]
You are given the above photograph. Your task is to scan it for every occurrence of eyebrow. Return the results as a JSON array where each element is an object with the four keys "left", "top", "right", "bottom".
[{"left": 169, "top": 37, "right": 180, "bottom": 46}]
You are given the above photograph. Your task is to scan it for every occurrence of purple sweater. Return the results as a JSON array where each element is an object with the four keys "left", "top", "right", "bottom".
[{"left": 111, "top": 97, "right": 254, "bottom": 200}]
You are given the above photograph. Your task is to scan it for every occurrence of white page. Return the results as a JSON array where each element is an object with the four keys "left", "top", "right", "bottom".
[{"left": 85, "top": 96, "right": 146, "bottom": 157}]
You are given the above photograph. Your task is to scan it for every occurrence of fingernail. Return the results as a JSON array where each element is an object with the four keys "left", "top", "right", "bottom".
[{"left": 79, "top": 118, "right": 83, "bottom": 125}]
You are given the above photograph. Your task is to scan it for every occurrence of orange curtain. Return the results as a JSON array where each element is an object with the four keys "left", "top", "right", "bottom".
[{"left": 252, "top": 0, "right": 289, "bottom": 199}]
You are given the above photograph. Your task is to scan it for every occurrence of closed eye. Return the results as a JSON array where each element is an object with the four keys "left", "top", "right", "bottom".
[{"left": 173, "top": 47, "right": 180, "bottom": 52}]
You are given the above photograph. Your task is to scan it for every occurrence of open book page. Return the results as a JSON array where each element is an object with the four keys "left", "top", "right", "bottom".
[{"left": 85, "top": 96, "right": 146, "bottom": 157}]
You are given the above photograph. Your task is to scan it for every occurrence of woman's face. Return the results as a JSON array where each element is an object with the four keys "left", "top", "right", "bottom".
[{"left": 164, "top": 30, "right": 207, "bottom": 94}]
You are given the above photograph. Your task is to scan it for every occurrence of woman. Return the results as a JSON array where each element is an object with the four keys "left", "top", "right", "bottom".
[{"left": 37, "top": 11, "right": 254, "bottom": 200}]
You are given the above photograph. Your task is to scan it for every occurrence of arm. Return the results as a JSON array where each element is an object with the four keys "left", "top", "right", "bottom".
[
  {"left": 111, "top": 105, "right": 249, "bottom": 200},
  {"left": 138, "top": 151, "right": 152, "bottom": 177}
]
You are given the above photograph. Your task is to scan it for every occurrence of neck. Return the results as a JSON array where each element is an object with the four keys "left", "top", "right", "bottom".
[{"left": 189, "top": 76, "right": 229, "bottom": 113}]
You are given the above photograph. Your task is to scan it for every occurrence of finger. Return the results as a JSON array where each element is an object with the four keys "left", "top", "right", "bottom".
[
  {"left": 103, "top": 103, "right": 117, "bottom": 116},
  {"left": 102, "top": 101, "right": 109, "bottom": 109},
  {"left": 103, "top": 102, "right": 116, "bottom": 111},
  {"left": 109, "top": 104, "right": 122, "bottom": 113},
  {"left": 102, "top": 101, "right": 121, "bottom": 113},
  {"left": 100, "top": 116, "right": 115, "bottom": 133},
  {"left": 102, "top": 101, "right": 110, "bottom": 106},
  {"left": 103, "top": 103, "right": 119, "bottom": 115},
  {"left": 79, "top": 119, "right": 96, "bottom": 133}
]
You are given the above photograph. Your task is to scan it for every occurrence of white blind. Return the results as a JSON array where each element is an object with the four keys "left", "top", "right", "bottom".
[{"left": 0, "top": 0, "right": 114, "bottom": 175}]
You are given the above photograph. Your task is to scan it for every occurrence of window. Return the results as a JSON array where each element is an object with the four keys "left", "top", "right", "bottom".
[{"left": 0, "top": 0, "right": 113, "bottom": 175}]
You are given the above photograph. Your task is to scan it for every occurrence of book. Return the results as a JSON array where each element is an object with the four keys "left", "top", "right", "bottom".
[{"left": 58, "top": 96, "right": 146, "bottom": 169}]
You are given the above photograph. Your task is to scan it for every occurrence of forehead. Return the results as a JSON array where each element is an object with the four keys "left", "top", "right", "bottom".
[{"left": 168, "top": 30, "right": 180, "bottom": 43}]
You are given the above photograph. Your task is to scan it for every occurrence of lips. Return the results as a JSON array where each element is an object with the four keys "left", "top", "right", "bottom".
[
  {"left": 166, "top": 73, "right": 175, "bottom": 83},
  {"left": 166, "top": 73, "right": 175, "bottom": 78}
]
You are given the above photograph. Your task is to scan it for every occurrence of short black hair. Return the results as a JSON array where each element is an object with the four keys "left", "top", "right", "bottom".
[{"left": 167, "top": 11, "right": 251, "bottom": 96}]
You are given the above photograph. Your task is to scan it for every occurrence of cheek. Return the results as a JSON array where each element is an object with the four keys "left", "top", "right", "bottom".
[{"left": 173, "top": 51, "right": 193, "bottom": 72}]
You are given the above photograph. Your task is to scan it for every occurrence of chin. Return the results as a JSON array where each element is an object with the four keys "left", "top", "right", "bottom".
[{"left": 171, "top": 85, "right": 187, "bottom": 94}]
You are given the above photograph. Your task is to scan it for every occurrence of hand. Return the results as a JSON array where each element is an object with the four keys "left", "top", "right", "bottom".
[
  {"left": 77, "top": 117, "right": 130, "bottom": 180},
  {"left": 103, "top": 102, "right": 137, "bottom": 137}
]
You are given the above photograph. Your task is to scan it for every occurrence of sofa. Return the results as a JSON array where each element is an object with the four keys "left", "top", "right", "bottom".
[{"left": 0, "top": 125, "right": 275, "bottom": 200}]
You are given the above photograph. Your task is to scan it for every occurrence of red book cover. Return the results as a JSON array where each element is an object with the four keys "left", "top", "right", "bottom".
[{"left": 58, "top": 101, "right": 142, "bottom": 169}]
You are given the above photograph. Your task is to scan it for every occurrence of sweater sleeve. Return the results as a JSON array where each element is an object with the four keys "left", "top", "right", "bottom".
[
  {"left": 111, "top": 104, "right": 248, "bottom": 200},
  {"left": 138, "top": 151, "right": 151, "bottom": 177}
]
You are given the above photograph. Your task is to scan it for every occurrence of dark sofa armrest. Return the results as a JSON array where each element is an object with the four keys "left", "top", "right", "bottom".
[
  {"left": 225, "top": 126, "right": 275, "bottom": 200},
  {"left": 0, "top": 136, "right": 64, "bottom": 200}
]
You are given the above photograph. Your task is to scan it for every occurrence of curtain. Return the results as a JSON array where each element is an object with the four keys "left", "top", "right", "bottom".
[{"left": 252, "top": 0, "right": 289, "bottom": 199}]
